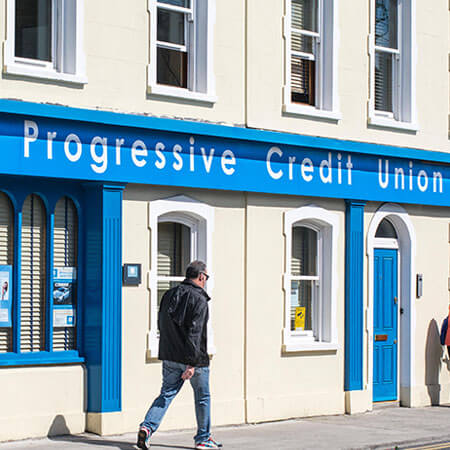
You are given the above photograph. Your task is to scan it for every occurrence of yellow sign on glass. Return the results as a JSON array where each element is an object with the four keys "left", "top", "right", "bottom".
[{"left": 295, "top": 307, "right": 305, "bottom": 331}]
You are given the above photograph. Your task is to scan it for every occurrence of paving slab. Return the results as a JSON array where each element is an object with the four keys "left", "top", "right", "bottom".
[{"left": 2, "top": 406, "right": 450, "bottom": 449}]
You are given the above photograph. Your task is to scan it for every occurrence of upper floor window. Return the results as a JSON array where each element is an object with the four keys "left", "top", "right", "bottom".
[
  {"left": 283, "top": 0, "right": 340, "bottom": 120},
  {"left": 369, "top": 0, "right": 417, "bottom": 130},
  {"left": 148, "top": 0, "right": 217, "bottom": 102},
  {"left": 4, "top": 0, "right": 87, "bottom": 84}
]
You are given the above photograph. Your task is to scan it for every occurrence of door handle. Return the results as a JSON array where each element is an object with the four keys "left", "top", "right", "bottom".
[
  {"left": 394, "top": 339, "right": 397, "bottom": 344},
  {"left": 394, "top": 297, "right": 398, "bottom": 304}
]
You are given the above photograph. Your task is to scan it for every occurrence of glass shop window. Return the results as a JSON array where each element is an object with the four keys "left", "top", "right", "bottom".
[
  {"left": 52, "top": 196, "right": 78, "bottom": 351},
  {"left": 20, "top": 194, "right": 47, "bottom": 353},
  {"left": 0, "top": 193, "right": 14, "bottom": 354}
]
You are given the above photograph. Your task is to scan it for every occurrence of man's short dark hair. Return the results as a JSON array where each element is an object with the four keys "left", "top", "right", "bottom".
[{"left": 186, "top": 260, "right": 207, "bottom": 279}]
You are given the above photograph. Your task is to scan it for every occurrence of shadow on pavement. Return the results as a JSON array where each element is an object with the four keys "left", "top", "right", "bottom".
[{"left": 49, "top": 434, "right": 193, "bottom": 450}]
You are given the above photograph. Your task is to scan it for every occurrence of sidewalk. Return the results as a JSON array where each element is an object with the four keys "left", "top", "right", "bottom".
[{"left": 2, "top": 405, "right": 450, "bottom": 450}]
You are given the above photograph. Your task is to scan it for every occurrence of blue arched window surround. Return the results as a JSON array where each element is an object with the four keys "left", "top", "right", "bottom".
[{"left": 0, "top": 176, "right": 85, "bottom": 366}]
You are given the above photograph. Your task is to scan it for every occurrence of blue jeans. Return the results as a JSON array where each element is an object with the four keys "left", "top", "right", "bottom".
[{"left": 140, "top": 360, "right": 211, "bottom": 444}]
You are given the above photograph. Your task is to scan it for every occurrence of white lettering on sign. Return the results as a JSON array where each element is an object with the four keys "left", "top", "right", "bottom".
[
  {"left": 20, "top": 119, "right": 445, "bottom": 197},
  {"left": 132, "top": 140, "right": 148, "bottom": 168},
  {"left": 267, "top": 146, "right": 283, "bottom": 180},
  {"left": 378, "top": 159, "right": 443, "bottom": 193},
  {"left": 24, "top": 120, "right": 38, "bottom": 157},
  {"left": 64, "top": 133, "right": 82, "bottom": 162},
  {"left": 90, "top": 136, "right": 108, "bottom": 174}
]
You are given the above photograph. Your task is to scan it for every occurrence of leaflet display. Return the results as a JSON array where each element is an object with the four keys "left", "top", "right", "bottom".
[
  {"left": 53, "top": 267, "right": 76, "bottom": 327},
  {"left": 0, "top": 265, "right": 12, "bottom": 327}
]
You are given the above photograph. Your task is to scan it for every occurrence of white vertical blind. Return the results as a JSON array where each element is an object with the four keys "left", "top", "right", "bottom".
[
  {"left": 0, "top": 193, "right": 13, "bottom": 353},
  {"left": 157, "top": 221, "right": 190, "bottom": 305},
  {"left": 20, "top": 194, "right": 46, "bottom": 353},
  {"left": 53, "top": 197, "right": 77, "bottom": 351}
]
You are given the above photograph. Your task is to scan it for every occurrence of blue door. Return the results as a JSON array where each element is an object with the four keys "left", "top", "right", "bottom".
[{"left": 373, "top": 248, "right": 398, "bottom": 402}]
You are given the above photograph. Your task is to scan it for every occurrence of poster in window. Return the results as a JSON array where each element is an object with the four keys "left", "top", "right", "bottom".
[
  {"left": 0, "top": 265, "right": 12, "bottom": 327},
  {"left": 295, "top": 306, "right": 306, "bottom": 331},
  {"left": 53, "top": 267, "right": 76, "bottom": 328}
]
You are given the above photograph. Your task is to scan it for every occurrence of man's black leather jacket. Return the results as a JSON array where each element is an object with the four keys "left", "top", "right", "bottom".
[{"left": 158, "top": 279, "right": 210, "bottom": 367}]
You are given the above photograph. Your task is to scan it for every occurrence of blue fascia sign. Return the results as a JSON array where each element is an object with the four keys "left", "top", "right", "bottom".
[{"left": 0, "top": 103, "right": 449, "bottom": 207}]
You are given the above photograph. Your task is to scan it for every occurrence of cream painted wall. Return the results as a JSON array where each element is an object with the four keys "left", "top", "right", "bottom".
[
  {"left": 245, "top": 194, "right": 346, "bottom": 422},
  {"left": 0, "top": 366, "right": 85, "bottom": 441},
  {"left": 408, "top": 205, "right": 450, "bottom": 405},
  {"left": 246, "top": 0, "right": 449, "bottom": 153},
  {"left": 0, "top": 0, "right": 245, "bottom": 125},
  {"left": 121, "top": 186, "right": 246, "bottom": 433},
  {"left": 1, "top": 1, "right": 446, "bottom": 153}
]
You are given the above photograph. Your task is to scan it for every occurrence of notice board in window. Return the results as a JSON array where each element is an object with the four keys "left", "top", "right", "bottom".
[{"left": 0, "top": 265, "right": 12, "bottom": 327}]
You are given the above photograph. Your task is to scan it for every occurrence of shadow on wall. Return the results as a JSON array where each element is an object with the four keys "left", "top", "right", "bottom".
[
  {"left": 48, "top": 415, "right": 71, "bottom": 437},
  {"left": 425, "top": 319, "right": 444, "bottom": 405}
]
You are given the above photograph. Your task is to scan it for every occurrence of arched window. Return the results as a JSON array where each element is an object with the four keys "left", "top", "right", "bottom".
[
  {"left": 290, "top": 225, "right": 319, "bottom": 333},
  {"left": 20, "top": 194, "right": 46, "bottom": 353},
  {"left": 148, "top": 196, "right": 214, "bottom": 357},
  {"left": 157, "top": 220, "right": 192, "bottom": 306},
  {"left": 0, "top": 193, "right": 14, "bottom": 353},
  {"left": 375, "top": 218, "right": 398, "bottom": 238},
  {"left": 53, "top": 197, "right": 78, "bottom": 351},
  {"left": 283, "top": 205, "right": 339, "bottom": 351}
]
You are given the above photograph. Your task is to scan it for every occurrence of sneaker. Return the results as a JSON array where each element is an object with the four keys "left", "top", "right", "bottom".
[
  {"left": 195, "top": 437, "right": 223, "bottom": 449},
  {"left": 137, "top": 426, "right": 151, "bottom": 449}
]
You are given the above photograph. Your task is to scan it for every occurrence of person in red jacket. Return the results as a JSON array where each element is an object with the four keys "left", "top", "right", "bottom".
[{"left": 137, "top": 260, "right": 222, "bottom": 450}]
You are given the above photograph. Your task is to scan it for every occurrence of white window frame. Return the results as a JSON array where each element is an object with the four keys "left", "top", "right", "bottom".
[
  {"left": 283, "top": 205, "right": 339, "bottom": 352},
  {"left": 147, "top": 195, "right": 215, "bottom": 358},
  {"left": 147, "top": 0, "right": 217, "bottom": 103},
  {"left": 283, "top": 0, "right": 341, "bottom": 121},
  {"left": 368, "top": 0, "right": 417, "bottom": 131},
  {"left": 4, "top": 0, "right": 87, "bottom": 84}
]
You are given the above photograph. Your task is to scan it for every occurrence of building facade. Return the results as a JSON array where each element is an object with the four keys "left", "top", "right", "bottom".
[{"left": 0, "top": 0, "right": 449, "bottom": 441}]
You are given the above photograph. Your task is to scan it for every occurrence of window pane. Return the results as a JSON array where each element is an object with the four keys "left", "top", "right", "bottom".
[
  {"left": 375, "top": 51, "right": 393, "bottom": 112},
  {"left": 157, "top": 47, "right": 188, "bottom": 88},
  {"left": 292, "top": 0, "right": 317, "bottom": 33},
  {"left": 53, "top": 197, "right": 78, "bottom": 352},
  {"left": 290, "top": 280, "right": 313, "bottom": 331},
  {"left": 157, "top": 222, "right": 191, "bottom": 277},
  {"left": 157, "top": 9, "right": 185, "bottom": 46},
  {"left": 0, "top": 193, "right": 14, "bottom": 354},
  {"left": 157, "top": 280, "right": 179, "bottom": 308},
  {"left": 375, "top": 218, "right": 397, "bottom": 238},
  {"left": 158, "top": 0, "right": 190, "bottom": 7},
  {"left": 21, "top": 194, "right": 46, "bottom": 353},
  {"left": 375, "top": 0, "right": 398, "bottom": 49},
  {"left": 15, "top": 0, "right": 52, "bottom": 61},
  {"left": 291, "top": 31, "right": 314, "bottom": 54},
  {"left": 291, "top": 56, "right": 315, "bottom": 105},
  {"left": 291, "top": 226, "right": 317, "bottom": 276}
]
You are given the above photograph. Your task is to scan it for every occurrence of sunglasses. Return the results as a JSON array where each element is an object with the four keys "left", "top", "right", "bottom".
[{"left": 200, "top": 271, "right": 210, "bottom": 281}]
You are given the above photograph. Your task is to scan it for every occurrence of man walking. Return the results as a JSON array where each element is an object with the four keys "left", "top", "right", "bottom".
[{"left": 137, "top": 260, "right": 222, "bottom": 450}]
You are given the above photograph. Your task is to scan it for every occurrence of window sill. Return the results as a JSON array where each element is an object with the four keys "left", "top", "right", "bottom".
[
  {"left": 283, "top": 342, "right": 339, "bottom": 353},
  {"left": 0, "top": 350, "right": 84, "bottom": 367},
  {"left": 283, "top": 103, "right": 342, "bottom": 121},
  {"left": 4, "top": 63, "right": 88, "bottom": 85},
  {"left": 368, "top": 115, "right": 419, "bottom": 132},
  {"left": 148, "top": 83, "right": 217, "bottom": 104}
]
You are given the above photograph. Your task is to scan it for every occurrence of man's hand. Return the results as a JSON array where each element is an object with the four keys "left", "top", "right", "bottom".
[{"left": 181, "top": 365, "right": 195, "bottom": 380}]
